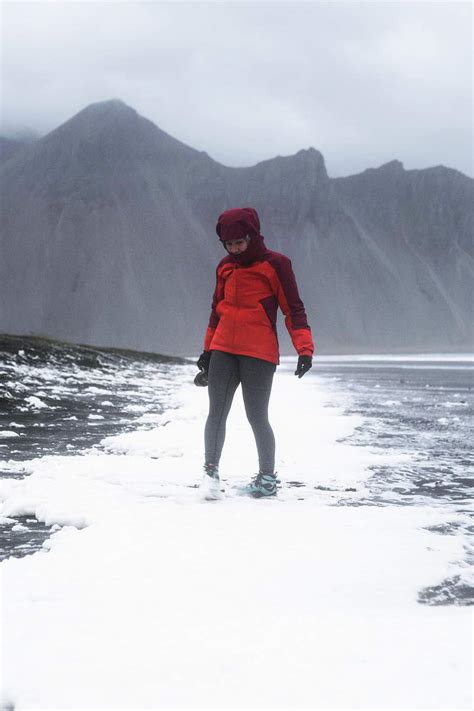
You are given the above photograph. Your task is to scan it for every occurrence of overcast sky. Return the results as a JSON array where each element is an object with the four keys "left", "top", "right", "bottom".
[{"left": 1, "top": 0, "right": 472, "bottom": 177}]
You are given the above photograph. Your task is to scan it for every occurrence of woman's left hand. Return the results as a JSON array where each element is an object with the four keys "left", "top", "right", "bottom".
[{"left": 294, "top": 355, "right": 312, "bottom": 378}]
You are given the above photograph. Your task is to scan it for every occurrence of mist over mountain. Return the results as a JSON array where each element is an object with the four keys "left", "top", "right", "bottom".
[
  {"left": 1, "top": 99, "right": 472, "bottom": 355},
  {"left": 0, "top": 131, "right": 40, "bottom": 164},
  {"left": 0, "top": 137, "right": 24, "bottom": 164}
]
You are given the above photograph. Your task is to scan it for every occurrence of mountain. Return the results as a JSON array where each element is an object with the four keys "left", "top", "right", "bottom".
[
  {"left": 1, "top": 99, "right": 472, "bottom": 355},
  {"left": 0, "top": 127, "right": 40, "bottom": 164},
  {"left": 0, "top": 137, "right": 22, "bottom": 164},
  {"left": 0, "top": 136, "right": 32, "bottom": 164}
]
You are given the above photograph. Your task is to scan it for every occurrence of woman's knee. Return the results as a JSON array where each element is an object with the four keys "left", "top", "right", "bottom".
[{"left": 245, "top": 406, "right": 272, "bottom": 430}]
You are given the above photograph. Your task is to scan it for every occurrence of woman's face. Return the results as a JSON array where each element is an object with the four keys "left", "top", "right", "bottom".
[{"left": 224, "top": 237, "right": 249, "bottom": 254}]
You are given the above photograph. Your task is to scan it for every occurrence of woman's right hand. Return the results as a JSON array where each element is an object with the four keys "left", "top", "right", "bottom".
[{"left": 197, "top": 351, "right": 211, "bottom": 373}]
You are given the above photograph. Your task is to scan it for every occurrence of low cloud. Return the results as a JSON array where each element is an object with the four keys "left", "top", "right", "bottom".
[{"left": 1, "top": 0, "right": 472, "bottom": 177}]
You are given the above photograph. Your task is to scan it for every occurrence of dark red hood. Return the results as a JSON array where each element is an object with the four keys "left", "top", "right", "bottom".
[
  {"left": 216, "top": 207, "right": 261, "bottom": 241},
  {"left": 215, "top": 207, "right": 268, "bottom": 265}
]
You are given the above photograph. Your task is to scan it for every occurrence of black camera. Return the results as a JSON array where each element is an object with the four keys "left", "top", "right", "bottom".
[{"left": 194, "top": 369, "right": 209, "bottom": 387}]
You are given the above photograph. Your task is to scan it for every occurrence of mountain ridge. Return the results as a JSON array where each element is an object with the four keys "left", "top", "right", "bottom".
[
  {"left": 1, "top": 99, "right": 472, "bottom": 355},
  {"left": 4, "top": 99, "right": 469, "bottom": 179}
]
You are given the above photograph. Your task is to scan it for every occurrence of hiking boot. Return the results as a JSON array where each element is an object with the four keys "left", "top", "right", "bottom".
[
  {"left": 240, "top": 471, "right": 278, "bottom": 498},
  {"left": 200, "top": 463, "right": 223, "bottom": 501}
]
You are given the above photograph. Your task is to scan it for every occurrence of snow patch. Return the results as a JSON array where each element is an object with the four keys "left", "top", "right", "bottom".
[{"left": 22, "top": 396, "right": 50, "bottom": 410}]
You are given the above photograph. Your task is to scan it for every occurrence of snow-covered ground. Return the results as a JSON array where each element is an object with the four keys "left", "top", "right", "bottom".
[{"left": 1, "top": 363, "right": 472, "bottom": 709}]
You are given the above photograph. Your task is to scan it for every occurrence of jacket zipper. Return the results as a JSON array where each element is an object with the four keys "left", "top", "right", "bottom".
[{"left": 232, "top": 265, "right": 239, "bottom": 347}]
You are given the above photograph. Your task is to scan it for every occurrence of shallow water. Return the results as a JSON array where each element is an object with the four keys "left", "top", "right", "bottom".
[
  {"left": 307, "top": 357, "right": 474, "bottom": 605},
  {"left": 0, "top": 335, "right": 186, "bottom": 557},
  {"left": 1, "top": 339, "right": 472, "bottom": 604},
  {"left": 312, "top": 358, "right": 473, "bottom": 508}
]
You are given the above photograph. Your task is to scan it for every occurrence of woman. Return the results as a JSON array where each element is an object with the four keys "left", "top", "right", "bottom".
[{"left": 196, "top": 207, "right": 314, "bottom": 499}]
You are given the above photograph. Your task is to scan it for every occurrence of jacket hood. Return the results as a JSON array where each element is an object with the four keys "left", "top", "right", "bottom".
[
  {"left": 216, "top": 207, "right": 267, "bottom": 265},
  {"left": 216, "top": 207, "right": 261, "bottom": 242}
]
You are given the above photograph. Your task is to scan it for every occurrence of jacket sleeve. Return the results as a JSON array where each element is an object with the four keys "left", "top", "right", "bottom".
[
  {"left": 273, "top": 257, "right": 314, "bottom": 356},
  {"left": 203, "top": 265, "right": 224, "bottom": 350}
]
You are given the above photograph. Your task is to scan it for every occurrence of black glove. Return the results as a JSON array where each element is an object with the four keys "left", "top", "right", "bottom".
[
  {"left": 197, "top": 351, "right": 211, "bottom": 374},
  {"left": 294, "top": 355, "right": 312, "bottom": 379}
]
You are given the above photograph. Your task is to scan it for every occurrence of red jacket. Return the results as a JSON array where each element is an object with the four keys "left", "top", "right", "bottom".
[{"left": 204, "top": 209, "right": 314, "bottom": 365}]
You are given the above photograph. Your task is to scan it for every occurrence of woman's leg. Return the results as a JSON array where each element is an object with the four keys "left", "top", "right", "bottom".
[
  {"left": 239, "top": 356, "right": 276, "bottom": 473},
  {"left": 204, "top": 351, "right": 240, "bottom": 466}
]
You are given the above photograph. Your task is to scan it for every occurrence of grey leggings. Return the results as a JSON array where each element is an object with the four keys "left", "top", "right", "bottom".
[{"left": 205, "top": 350, "right": 276, "bottom": 473}]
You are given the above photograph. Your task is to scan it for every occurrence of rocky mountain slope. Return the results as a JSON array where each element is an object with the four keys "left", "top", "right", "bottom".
[{"left": 1, "top": 99, "right": 472, "bottom": 355}]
